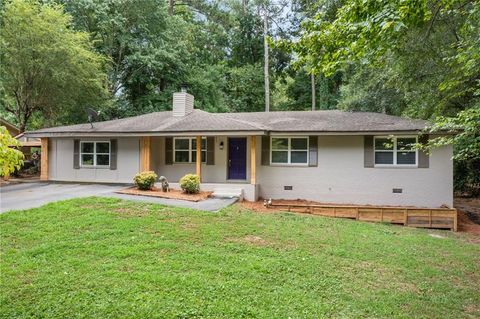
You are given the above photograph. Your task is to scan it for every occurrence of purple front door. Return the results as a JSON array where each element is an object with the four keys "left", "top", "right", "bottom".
[{"left": 228, "top": 138, "right": 247, "bottom": 180}]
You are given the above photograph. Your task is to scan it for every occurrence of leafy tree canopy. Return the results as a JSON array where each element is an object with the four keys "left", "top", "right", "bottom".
[
  {"left": 1, "top": 0, "right": 478, "bottom": 192},
  {"left": 0, "top": 0, "right": 109, "bottom": 132},
  {"left": 291, "top": 0, "right": 479, "bottom": 193}
]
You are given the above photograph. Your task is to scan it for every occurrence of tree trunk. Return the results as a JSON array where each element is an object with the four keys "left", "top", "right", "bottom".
[
  {"left": 19, "top": 123, "right": 26, "bottom": 134},
  {"left": 263, "top": 7, "right": 270, "bottom": 112},
  {"left": 19, "top": 107, "right": 30, "bottom": 134},
  {"left": 168, "top": 0, "right": 174, "bottom": 15},
  {"left": 12, "top": 95, "right": 27, "bottom": 133},
  {"left": 311, "top": 73, "right": 316, "bottom": 111}
]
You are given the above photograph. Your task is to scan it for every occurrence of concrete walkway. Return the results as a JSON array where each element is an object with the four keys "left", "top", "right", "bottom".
[
  {"left": 0, "top": 182, "right": 237, "bottom": 213},
  {"left": 106, "top": 193, "right": 238, "bottom": 211}
]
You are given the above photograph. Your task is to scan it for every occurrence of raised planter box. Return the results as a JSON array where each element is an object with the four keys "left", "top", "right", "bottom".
[{"left": 266, "top": 202, "right": 458, "bottom": 231}]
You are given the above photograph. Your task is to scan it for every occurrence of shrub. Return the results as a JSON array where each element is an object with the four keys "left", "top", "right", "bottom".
[
  {"left": 179, "top": 174, "right": 200, "bottom": 194},
  {"left": 133, "top": 171, "right": 158, "bottom": 190}
]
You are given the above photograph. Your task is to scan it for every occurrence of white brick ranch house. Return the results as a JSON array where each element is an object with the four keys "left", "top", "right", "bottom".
[{"left": 26, "top": 89, "right": 453, "bottom": 208}]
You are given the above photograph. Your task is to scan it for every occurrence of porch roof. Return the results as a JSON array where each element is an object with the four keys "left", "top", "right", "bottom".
[{"left": 26, "top": 109, "right": 429, "bottom": 137}]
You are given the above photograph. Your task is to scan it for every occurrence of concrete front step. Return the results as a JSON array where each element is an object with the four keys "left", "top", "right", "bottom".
[
  {"left": 212, "top": 188, "right": 243, "bottom": 200},
  {"left": 163, "top": 182, "right": 255, "bottom": 201},
  {"left": 164, "top": 183, "right": 249, "bottom": 200}
]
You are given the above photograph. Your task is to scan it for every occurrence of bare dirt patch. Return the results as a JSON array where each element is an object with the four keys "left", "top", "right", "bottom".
[
  {"left": 116, "top": 187, "right": 212, "bottom": 202},
  {"left": 239, "top": 200, "right": 272, "bottom": 213},
  {"left": 455, "top": 198, "right": 480, "bottom": 222},
  {"left": 244, "top": 235, "right": 269, "bottom": 246},
  {"left": 454, "top": 198, "right": 480, "bottom": 237},
  {"left": 463, "top": 303, "right": 480, "bottom": 316},
  {"left": 457, "top": 210, "right": 480, "bottom": 236}
]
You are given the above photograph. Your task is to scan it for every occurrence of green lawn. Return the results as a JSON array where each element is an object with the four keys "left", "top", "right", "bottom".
[{"left": 1, "top": 197, "right": 479, "bottom": 318}]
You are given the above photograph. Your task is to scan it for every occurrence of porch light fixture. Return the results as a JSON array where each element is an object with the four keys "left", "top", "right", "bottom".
[{"left": 219, "top": 141, "right": 224, "bottom": 150}]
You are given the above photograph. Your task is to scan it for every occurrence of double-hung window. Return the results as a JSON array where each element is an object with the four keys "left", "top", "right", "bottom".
[
  {"left": 271, "top": 137, "right": 308, "bottom": 165},
  {"left": 374, "top": 136, "right": 417, "bottom": 166},
  {"left": 174, "top": 137, "right": 206, "bottom": 163},
  {"left": 80, "top": 141, "right": 110, "bottom": 167}
]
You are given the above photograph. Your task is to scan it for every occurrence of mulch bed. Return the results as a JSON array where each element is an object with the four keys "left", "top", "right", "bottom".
[{"left": 116, "top": 187, "right": 212, "bottom": 202}]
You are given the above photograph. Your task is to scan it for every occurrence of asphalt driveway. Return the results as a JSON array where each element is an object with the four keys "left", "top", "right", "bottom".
[
  {"left": 0, "top": 182, "right": 123, "bottom": 213},
  {"left": 0, "top": 182, "right": 237, "bottom": 213}
]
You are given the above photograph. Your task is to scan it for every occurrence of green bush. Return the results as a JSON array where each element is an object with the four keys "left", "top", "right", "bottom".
[
  {"left": 133, "top": 171, "right": 158, "bottom": 190},
  {"left": 179, "top": 174, "right": 200, "bottom": 194}
]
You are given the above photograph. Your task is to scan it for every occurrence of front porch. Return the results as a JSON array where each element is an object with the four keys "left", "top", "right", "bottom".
[
  {"left": 165, "top": 182, "right": 257, "bottom": 201},
  {"left": 138, "top": 135, "right": 259, "bottom": 201}
]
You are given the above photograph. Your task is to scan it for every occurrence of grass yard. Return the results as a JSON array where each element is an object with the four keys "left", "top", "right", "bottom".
[{"left": 1, "top": 197, "right": 479, "bottom": 318}]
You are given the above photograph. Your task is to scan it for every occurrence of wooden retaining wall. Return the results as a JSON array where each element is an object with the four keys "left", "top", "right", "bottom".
[{"left": 266, "top": 203, "right": 457, "bottom": 231}]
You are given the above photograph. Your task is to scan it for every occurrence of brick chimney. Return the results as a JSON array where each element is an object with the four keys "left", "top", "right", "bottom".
[{"left": 172, "top": 85, "right": 194, "bottom": 117}]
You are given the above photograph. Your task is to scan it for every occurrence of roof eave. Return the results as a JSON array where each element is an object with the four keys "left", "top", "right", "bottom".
[
  {"left": 25, "top": 130, "right": 268, "bottom": 138},
  {"left": 269, "top": 130, "right": 426, "bottom": 135}
]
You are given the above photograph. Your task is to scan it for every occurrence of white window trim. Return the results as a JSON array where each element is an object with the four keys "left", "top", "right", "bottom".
[
  {"left": 173, "top": 137, "right": 207, "bottom": 164},
  {"left": 270, "top": 136, "right": 309, "bottom": 166},
  {"left": 80, "top": 141, "right": 111, "bottom": 168},
  {"left": 374, "top": 136, "right": 418, "bottom": 167}
]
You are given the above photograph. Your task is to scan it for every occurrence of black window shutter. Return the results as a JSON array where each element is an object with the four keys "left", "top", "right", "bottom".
[
  {"left": 261, "top": 136, "right": 270, "bottom": 166},
  {"left": 418, "top": 134, "right": 430, "bottom": 168},
  {"left": 206, "top": 136, "right": 215, "bottom": 165},
  {"left": 110, "top": 139, "right": 117, "bottom": 170},
  {"left": 73, "top": 139, "right": 80, "bottom": 169},
  {"left": 308, "top": 136, "right": 318, "bottom": 167},
  {"left": 165, "top": 137, "right": 173, "bottom": 165},
  {"left": 364, "top": 136, "right": 374, "bottom": 168}
]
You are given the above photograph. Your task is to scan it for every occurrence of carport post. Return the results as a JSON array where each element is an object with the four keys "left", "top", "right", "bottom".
[{"left": 40, "top": 138, "right": 48, "bottom": 180}]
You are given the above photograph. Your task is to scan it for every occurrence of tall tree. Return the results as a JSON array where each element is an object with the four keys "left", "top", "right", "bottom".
[
  {"left": 60, "top": 0, "right": 235, "bottom": 115},
  {"left": 294, "top": 0, "right": 479, "bottom": 122},
  {"left": 311, "top": 74, "right": 316, "bottom": 110},
  {"left": 0, "top": 0, "right": 109, "bottom": 132},
  {"left": 229, "top": 6, "right": 263, "bottom": 66},
  {"left": 291, "top": 0, "right": 480, "bottom": 193},
  {"left": 255, "top": 0, "right": 290, "bottom": 111},
  {"left": 225, "top": 63, "right": 265, "bottom": 112},
  {"left": 262, "top": 4, "right": 270, "bottom": 111},
  {"left": 282, "top": 0, "right": 344, "bottom": 112}
]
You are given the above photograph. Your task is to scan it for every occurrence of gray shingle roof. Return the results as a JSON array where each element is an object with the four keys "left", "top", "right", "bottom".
[
  {"left": 27, "top": 109, "right": 427, "bottom": 136},
  {"left": 221, "top": 110, "right": 427, "bottom": 132}
]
